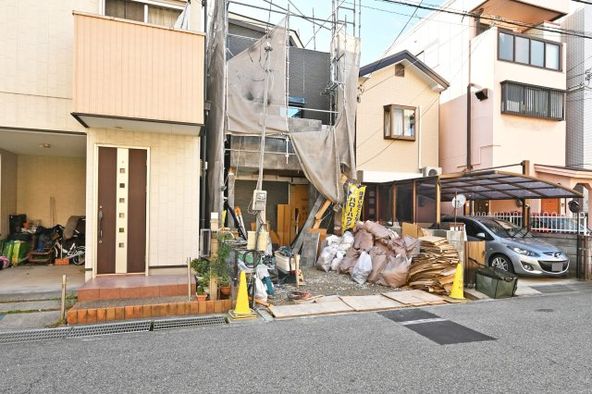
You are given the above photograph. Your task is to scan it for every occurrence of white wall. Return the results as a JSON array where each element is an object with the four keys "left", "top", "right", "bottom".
[
  {"left": 16, "top": 155, "right": 86, "bottom": 227},
  {"left": 85, "top": 129, "right": 200, "bottom": 279},
  {"left": 0, "top": 0, "right": 99, "bottom": 133}
]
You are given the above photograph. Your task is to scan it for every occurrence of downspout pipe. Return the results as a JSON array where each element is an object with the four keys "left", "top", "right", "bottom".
[{"left": 200, "top": 0, "right": 209, "bottom": 229}]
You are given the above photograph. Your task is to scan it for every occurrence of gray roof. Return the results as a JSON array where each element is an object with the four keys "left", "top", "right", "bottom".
[{"left": 359, "top": 50, "right": 449, "bottom": 89}]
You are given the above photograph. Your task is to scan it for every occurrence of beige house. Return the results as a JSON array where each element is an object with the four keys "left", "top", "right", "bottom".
[
  {"left": 0, "top": 0, "right": 204, "bottom": 283},
  {"left": 357, "top": 50, "right": 449, "bottom": 182}
]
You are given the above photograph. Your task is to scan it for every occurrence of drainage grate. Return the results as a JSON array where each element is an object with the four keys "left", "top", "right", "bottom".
[
  {"left": 0, "top": 327, "right": 71, "bottom": 344},
  {"left": 69, "top": 320, "right": 152, "bottom": 338},
  {"left": 152, "top": 315, "right": 227, "bottom": 331}
]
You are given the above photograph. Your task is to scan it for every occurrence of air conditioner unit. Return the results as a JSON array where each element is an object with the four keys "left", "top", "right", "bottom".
[{"left": 422, "top": 167, "right": 442, "bottom": 177}]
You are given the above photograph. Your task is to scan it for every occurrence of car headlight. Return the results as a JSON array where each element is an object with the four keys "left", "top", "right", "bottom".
[{"left": 508, "top": 246, "right": 538, "bottom": 257}]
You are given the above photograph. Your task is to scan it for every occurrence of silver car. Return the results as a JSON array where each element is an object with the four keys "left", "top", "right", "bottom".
[{"left": 443, "top": 216, "right": 570, "bottom": 276}]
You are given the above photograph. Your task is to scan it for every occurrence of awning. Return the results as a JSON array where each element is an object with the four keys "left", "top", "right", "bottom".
[{"left": 439, "top": 170, "right": 583, "bottom": 201}]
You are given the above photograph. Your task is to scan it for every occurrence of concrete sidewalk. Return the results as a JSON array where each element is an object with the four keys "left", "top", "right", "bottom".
[{"left": 0, "top": 265, "right": 84, "bottom": 301}]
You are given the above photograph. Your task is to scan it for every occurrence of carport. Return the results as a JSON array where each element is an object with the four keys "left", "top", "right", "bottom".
[
  {"left": 0, "top": 129, "right": 86, "bottom": 293},
  {"left": 362, "top": 170, "right": 583, "bottom": 227},
  {"left": 362, "top": 170, "right": 589, "bottom": 280}
]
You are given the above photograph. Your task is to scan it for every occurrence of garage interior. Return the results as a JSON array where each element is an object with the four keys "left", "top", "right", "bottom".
[{"left": 0, "top": 129, "right": 86, "bottom": 294}]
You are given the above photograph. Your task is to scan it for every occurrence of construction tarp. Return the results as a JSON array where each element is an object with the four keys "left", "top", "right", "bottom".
[
  {"left": 291, "top": 33, "right": 360, "bottom": 201},
  {"left": 223, "top": 18, "right": 360, "bottom": 204},
  {"left": 226, "top": 21, "right": 289, "bottom": 135}
]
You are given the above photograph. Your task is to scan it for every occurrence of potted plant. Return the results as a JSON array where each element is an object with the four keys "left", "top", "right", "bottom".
[
  {"left": 196, "top": 285, "right": 207, "bottom": 302},
  {"left": 219, "top": 274, "right": 231, "bottom": 298}
]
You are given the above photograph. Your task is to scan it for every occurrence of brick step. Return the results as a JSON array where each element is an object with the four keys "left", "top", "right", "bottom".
[{"left": 67, "top": 297, "right": 233, "bottom": 325}]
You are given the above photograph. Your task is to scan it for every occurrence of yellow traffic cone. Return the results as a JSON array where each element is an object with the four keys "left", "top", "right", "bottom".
[
  {"left": 449, "top": 263, "right": 465, "bottom": 300},
  {"left": 228, "top": 271, "right": 256, "bottom": 320}
]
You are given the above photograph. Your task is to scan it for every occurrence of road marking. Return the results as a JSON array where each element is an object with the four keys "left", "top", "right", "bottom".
[{"left": 400, "top": 317, "right": 447, "bottom": 326}]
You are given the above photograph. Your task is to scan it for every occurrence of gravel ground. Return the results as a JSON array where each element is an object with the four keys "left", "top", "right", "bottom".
[{"left": 271, "top": 266, "right": 393, "bottom": 305}]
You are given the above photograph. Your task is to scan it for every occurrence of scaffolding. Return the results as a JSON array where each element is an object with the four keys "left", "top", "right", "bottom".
[{"left": 206, "top": 0, "right": 361, "bottom": 223}]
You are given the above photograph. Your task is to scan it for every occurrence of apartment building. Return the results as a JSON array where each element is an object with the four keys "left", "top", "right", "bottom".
[
  {"left": 389, "top": 0, "right": 571, "bottom": 215},
  {"left": 0, "top": 0, "right": 205, "bottom": 282}
]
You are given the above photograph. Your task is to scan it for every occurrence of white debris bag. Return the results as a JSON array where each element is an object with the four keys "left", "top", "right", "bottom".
[
  {"left": 351, "top": 251, "right": 373, "bottom": 284},
  {"left": 330, "top": 250, "right": 345, "bottom": 271},
  {"left": 254, "top": 277, "right": 268, "bottom": 301},
  {"left": 316, "top": 244, "right": 339, "bottom": 272}
]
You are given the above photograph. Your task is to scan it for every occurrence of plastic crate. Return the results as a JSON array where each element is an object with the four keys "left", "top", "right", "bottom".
[{"left": 476, "top": 267, "right": 518, "bottom": 299}]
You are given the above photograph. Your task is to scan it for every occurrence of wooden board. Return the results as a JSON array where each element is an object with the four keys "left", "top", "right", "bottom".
[
  {"left": 465, "top": 240, "right": 486, "bottom": 286},
  {"left": 269, "top": 300, "right": 354, "bottom": 319},
  {"left": 300, "top": 231, "right": 321, "bottom": 267},
  {"left": 382, "top": 290, "right": 446, "bottom": 306},
  {"left": 277, "top": 204, "right": 291, "bottom": 245},
  {"left": 339, "top": 295, "right": 404, "bottom": 311},
  {"left": 402, "top": 222, "right": 426, "bottom": 238},
  {"left": 292, "top": 194, "right": 326, "bottom": 253}
]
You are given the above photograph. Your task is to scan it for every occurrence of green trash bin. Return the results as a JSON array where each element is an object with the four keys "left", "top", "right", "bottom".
[{"left": 476, "top": 267, "right": 518, "bottom": 299}]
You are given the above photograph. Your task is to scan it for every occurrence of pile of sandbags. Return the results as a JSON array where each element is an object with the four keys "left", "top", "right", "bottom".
[
  {"left": 316, "top": 221, "right": 419, "bottom": 288},
  {"left": 407, "top": 236, "right": 460, "bottom": 295}
]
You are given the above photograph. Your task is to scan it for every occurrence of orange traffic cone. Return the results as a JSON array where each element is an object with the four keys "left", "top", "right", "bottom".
[{"left": 228, "top": 271, "right": 256, "bottom": 320}]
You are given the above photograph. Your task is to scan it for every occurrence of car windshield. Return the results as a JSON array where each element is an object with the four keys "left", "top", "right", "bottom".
[{"left": 477, "top": 218, "right": 530, "bottom": 238}]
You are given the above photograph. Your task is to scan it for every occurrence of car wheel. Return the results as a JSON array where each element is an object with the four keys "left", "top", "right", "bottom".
[{"left": 490, "top": 254, "right": 514, "bottom": 273}]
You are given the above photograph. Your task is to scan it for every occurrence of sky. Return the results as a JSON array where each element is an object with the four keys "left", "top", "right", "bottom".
[{"left": 229, "top": 0, "right": 446, "bottom": 65}]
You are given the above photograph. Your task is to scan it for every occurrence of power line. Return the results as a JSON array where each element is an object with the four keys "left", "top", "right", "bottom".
[
  {"left": 358, "top": 0, "right": 425, "bottom": 89},
  {"left": 375, "top": 0, "right": 592, "bottom": 39}
]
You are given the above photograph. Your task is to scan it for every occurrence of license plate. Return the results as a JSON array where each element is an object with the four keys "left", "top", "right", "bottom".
[{"left": 552, "top": 263, "right": 563, "bottom": 272}]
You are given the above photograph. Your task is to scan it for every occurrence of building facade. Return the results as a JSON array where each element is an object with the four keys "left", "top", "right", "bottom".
[
  {"left": 0, "top": 0, "right": 205, "bottom": 281},
  {"left": 357, "top": 50, "right": 449, "bottom": 182},
  {"left": 388, "top": 0, "right": 571, "bottom": 215}
]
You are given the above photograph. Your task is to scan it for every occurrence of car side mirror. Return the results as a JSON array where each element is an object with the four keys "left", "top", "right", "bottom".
[{"left": 476, "top": 232, "right": 486, "bottom": 239}]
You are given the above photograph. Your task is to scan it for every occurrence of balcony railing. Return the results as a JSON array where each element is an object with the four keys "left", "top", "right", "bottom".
[{"left": 72, "top": 12, "right": 204, "bottom": 133}]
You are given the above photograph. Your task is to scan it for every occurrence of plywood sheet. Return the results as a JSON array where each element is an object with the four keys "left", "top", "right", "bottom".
[
  {"left": 339, "top": 295, "right": 403, "bottom": 311},
  {"left": 300, "top": 231, "right": 320, "bottom": 267},
  {"left": 269, "top": 300, "right": 353, "bottom": 319},
  {"left": 382, "top": 290, "right": 445, "bottom": 306}
]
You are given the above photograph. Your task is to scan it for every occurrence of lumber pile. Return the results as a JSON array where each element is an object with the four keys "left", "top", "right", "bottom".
[{"left": 408, "top": 236, "right": 460, "bottom": 295}]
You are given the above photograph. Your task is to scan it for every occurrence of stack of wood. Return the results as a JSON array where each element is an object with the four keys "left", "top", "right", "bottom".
[{"left": 408, "top": 236, "right": 460, "bottom": 295}]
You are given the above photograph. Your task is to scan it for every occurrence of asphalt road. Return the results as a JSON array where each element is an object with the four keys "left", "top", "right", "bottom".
[{"left": 1, "top": 288, "right": 591, "bottom": 394}]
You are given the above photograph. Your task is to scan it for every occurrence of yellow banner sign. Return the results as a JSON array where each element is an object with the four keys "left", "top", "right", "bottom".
[{"left": 342, "top": 184, "right": 366, "bottom": 232}]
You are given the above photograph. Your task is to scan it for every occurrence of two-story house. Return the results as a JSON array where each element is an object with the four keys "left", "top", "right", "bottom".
[
  {"left": 356, "top": 51, "right": 449, "bottom": 221},
  {"left": 388, "top": 0, "right": 571, "bottom": 216},
  {"left": 0, "top": 0, "right": 204, "bottom": 287}
]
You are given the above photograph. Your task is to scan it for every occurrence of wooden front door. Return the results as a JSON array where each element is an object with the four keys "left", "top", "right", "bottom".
[{"left": 97, "top": 147, "right": 147, "bottom": 274}]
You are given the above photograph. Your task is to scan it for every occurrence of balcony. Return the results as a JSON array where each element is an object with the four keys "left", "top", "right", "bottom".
[
  {"left": 72, "top": 12, "right": 204, "bottom": 135},
  {"left": 472, "top": 0, "right": 569, "bottom": 32}
]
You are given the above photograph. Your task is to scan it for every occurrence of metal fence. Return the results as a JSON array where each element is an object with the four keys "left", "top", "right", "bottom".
[{"left": 474, "top": 212, "right": 589, "bottom": 235}]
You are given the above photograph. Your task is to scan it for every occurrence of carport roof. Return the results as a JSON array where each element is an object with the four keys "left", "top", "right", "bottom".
[{"left": 439, "top": 170, "right": 583, "bottom": 201}]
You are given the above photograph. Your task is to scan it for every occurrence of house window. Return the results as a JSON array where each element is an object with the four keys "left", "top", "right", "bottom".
[
  {"left": 501, "top": 81, "right": 564, "bottom": 120},
  {"left": 384, "top": 105, "right": 416, "bottom": 140},
  {"left": 105, "top": 0, "right": 182, "bottom": 28},
  {"left": 395, "top": 64, "right": 405, "bottom": 77},
  {"left": 497, "top": 31, "right": 561, "bottom": 71}
]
